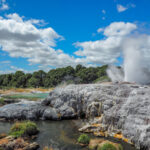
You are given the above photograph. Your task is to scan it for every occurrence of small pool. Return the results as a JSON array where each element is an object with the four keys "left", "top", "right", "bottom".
[
  {"left": 0, "top": 120, "right": 137, "bottom": 150},
  {"left": 2, "top": 93, "right": 49, "bottom": 101}
]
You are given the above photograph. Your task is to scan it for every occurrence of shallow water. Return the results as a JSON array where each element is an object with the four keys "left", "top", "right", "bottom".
[
  {"left": 0, "top": 120, "right": 137, "bottom": 150},
  {"left": 2, "top": 93, "right": 49, "bottom": 101}
]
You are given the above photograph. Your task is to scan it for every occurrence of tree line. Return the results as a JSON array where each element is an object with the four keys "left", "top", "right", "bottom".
[{"left": 0, "top": 64, "right": 109, "bottom": 88}]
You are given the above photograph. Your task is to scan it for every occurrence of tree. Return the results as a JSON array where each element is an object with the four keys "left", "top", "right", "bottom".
[
  {"left": 32, "top": 70, "right": 46, "bottom": 87},
  {"left": 0, "top": 64, "right": 109, "bottom": 88},
  {"left": 97, "top": 65, "right": 108, "bottom": 77},
  {"left": 75, "top": 64, "right": 86, "bottom": 73},
  {"left": 64, "top": 66, "right": 75, "bottom": 76},
  {"left": 76, "top": 67, "right": 98, "bottom": 83},
  {"left": 28, "top": 77, "right": 40, "bottom": 88},
  {"left": 2, "top": 74, "right": 12, "bottom": 86},
  {"left": 11, "top": 71, "right": 25, "bottom": 87}
]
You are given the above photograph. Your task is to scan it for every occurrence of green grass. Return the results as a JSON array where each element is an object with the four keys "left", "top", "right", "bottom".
[
  {"left": 77, "top": 134, "right": 90, "bottom": 144},
  {"left": 2, "top": 93, "right": 49, "bottom": 101},
  {"left": 98, "top": 142, "right": 117, "bottom": 150},
  {"left": 9, "top": 121, "right": 39, "bottom": 138}
]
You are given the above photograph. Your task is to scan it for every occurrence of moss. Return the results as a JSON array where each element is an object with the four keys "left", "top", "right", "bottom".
[
  {"left": 9, "top": 121, "right": 39, "bottom": 138},
  {"left": 98, "top": 142, "right": 117, "bottom": 150},
  {"left": 77, "top": 134, "right": 90, "bottom": 144}
]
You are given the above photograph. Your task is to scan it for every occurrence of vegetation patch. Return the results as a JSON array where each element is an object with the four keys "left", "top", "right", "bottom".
[
  {"left": 78, "top": 134, "right": 90, "bottom": 145},
  {"left": 0, "top": 98, "right": 4, "bottom": 105},
  {"left": 9, "top": 121, "right": 39, "bottom": 138},
  {"left": 98, "top": 142, "right": 117, "bottom": 150}
]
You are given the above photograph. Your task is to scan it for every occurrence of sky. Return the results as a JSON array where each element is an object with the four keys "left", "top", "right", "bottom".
[{"left": 0, "top": 0, "right": 150, "bottom": 74}]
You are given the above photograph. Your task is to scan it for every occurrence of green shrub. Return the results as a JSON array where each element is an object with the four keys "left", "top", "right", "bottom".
[
  {"left": 77, "top": 134, "right": 90, "bottom": 144},
  {"left": 98, "top": 142, "right": 117, "bottom": 150},
  {"left": 0, "top": 98, "right": 4, "bottom": 105},
  {"left": 9, "top": 121, "right": 39, "bottom": 137}
]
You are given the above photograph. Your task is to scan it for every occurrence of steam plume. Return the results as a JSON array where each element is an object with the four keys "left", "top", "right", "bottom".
[{"left": 107, "top": 36, "right": 150, "bottom": 84}]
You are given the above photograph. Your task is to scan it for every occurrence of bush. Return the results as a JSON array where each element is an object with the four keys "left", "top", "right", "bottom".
[
  {"left": 98, "top": 142, "right": 117, "bottom": 150},
  {"left": 78, "top": 134, "right": 90, "bottom": 144},
  {"left": 9, "top": 121, "right": 39, "bottom": 137},
  {"left": 0, "top": 98, "right": 4, "bottom": 105}
]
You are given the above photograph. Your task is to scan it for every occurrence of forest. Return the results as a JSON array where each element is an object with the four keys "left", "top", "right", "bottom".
[{"left": 0, "top": 64, "right": 109, "bottom": 88}]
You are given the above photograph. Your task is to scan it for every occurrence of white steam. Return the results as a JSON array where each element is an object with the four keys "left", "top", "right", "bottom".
[
  {"left": 107, "top": 36, "right": 150, "bottom": 84},
  {"left": 107, "top": 66, "right": 124, "bottom": 82}
]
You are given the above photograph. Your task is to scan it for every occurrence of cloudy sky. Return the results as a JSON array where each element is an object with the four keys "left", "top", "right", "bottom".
[{"left": 0, "top": 0, "right": 150, "bottom": 73}]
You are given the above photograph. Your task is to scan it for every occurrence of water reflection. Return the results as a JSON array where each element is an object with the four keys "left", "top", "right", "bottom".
[{"left": 0, "top": 120, "right": 137, "bottom": 150}]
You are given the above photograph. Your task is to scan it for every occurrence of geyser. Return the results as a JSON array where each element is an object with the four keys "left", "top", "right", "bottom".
[{"left": 107, "top": 36, "right": 150, "bottom": 84}]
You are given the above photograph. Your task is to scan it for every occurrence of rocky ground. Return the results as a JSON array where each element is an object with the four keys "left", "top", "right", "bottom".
[
  {"left": 0, "top": 136, "right": 39, "bottom": 150},
  {"left": 0, "top": 83, "right": 149, "bottom": 149}
]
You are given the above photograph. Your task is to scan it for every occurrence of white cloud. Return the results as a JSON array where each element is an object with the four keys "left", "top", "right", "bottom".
[
  {"left": 97, "top": 28, "right": 104, "bottom": 33},
  {"left": 10, "top": 66, "right": 25, "bottom": 72},
  {"left": 117, "top": 4, "right": 127, "bottom": 12},
  {"left": 101, "top": 9, "right": 106, "bottom": 20},
  {"left": 74, "top": 22, "right": 137, "bottom": 65},
  {"left": 0, "top": 12, "right": 146, "bottom": 74},
  {"left": 117, "top": 3, "right": 136, "bottom": 13},
  {"left": 6, "top": 13, "right": 23, "bottom": 22},
  {"left": 104, "top": 22, "right": 137, "bottom": 36},
  {"left": 27, "top": 19, "right": 47, "bottom": 26},
  {"left": 0, "top": 65, "right": 32, "bottom": 74},
  {"left": 0, "top": 13, "right": 78, "bottom": 69},
  {"left": 0, "top": 0, "right": 9, "bottom": 10}
]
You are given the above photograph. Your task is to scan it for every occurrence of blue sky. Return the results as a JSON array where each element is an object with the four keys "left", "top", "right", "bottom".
[{"left": 0, "top": 0, "right": 150, "bottom": 73}]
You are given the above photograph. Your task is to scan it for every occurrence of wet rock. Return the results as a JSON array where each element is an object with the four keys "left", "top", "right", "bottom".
[
  {"left": 42, "top": 107, "right": 60, "bottom": 120},
  {"left": 0, "top": 136, "right": 39, "bottom": 150},
  {"left": 0, "top": 101, "right": 44, "bottom": 120},
  {"left": 25, "top": 142, "right": 39, "bottom": 150}
]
